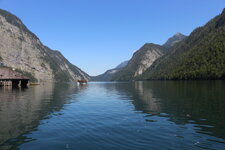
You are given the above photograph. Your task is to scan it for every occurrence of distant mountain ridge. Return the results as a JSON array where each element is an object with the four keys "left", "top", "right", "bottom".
[
  {"left": 115, "top": 60, "right": 129, "bottom": 69},
  {"left": 0, "top": 9, "right": 90, "bottom": 82},
  {"left": 92, "top": 60, "right": 128, "bottom": 81},
  {"left": 111, "top": 8, "right": 225, "bottom": 81},
  {"left": 94, "top": 32, "right": 187, "bottom": 81},
  {"left": 109, "top": 33, "right": 186, "bottom": 81},
  {"left": 111, "top": 43, "right": 166, "bottom": 81},
  {"left": 140, "top": 8, "right": 225, "bottom": 80},
  {"left": 163, "top": 32, "right": 186, "bottom": 48}
]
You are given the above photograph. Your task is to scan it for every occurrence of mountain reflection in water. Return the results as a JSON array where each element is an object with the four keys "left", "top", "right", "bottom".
[{"left": 0, "top": 81, "right": 224, "bottom": 150}]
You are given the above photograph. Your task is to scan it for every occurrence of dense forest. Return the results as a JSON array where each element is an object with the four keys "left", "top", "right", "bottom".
[{"left": 138, "top": 8, "right": 225, "bottom": 80}]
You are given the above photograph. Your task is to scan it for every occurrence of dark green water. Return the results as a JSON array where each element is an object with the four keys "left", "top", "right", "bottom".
[{"left": 0, "top": 81, "right": 225, "bottom": 150}]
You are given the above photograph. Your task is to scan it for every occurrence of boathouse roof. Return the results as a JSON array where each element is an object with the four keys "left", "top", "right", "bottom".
[{"left": 0, "top": 67, "right": 29, "bottom": 80}]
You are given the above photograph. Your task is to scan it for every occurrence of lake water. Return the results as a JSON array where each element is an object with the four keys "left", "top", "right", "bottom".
[{"left": 0, "top": 81, "right": 225, "bottom": 150}]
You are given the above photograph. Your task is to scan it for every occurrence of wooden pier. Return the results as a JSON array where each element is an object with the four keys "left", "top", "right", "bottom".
[{"left": 0, "top": 67, "right": 29, "bottom": 87}]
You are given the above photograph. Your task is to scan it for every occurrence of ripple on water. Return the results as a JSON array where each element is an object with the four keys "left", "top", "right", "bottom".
[{"left": 0, "top": 81, "right": 225, "bottom": 150}]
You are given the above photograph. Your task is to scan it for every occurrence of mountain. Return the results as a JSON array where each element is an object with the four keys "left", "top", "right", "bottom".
[
  {"left": 115, "top": 60, "right": 129, "bottom": 69},
  {"left": 92, "top": 60, "right": 128, "bottom": 81},
  {"left": 0, "top": 9, "right": 90, "bottom": 82},
  {"left": 163, "top": 32, "right": 186, "bottom": 48},
  {"left": 111, "top": 43, "right": 166, "bottom": 81},
  {"left": 140, "top": 8, "right": 225, "bottom": 80}
]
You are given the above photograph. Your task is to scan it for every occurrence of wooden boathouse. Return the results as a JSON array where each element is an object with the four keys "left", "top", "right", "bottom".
[{"left": 0, "top": 67, "right": 29, "bottom": 87}]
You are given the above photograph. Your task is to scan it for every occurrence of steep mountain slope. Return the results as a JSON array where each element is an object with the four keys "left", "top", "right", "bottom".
[
  {"left": 163, "top": 32, "right": 186, "bottom": 48},
  {"left": 112, "top": 43, "right": 166, "bottom": 81},
  {"left": 141, "top": 8, "right": 225, "bottom": 80},
  {"left": 115, "top": 60, "right": 129, "bottom": 69},
  {"left": 0, "top": 9, "right": 90, "bottom": 82},
  {"left": 92, "top": 60, "right": 128, "bottom": 81}
]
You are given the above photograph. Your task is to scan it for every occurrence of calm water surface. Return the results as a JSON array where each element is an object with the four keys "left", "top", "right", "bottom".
[{"left": 0, "top": 81, "right": 225, "bottom": 150}]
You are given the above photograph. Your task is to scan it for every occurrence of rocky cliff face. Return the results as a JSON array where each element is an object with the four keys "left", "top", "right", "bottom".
[
  {"left": 100, "top": 32, "right": 186, "bottom": 81},
  {"left": 112, "top": 43, "right": 165, "bottom": 81},
  {"left": 0, "top": 9, "right": 90, "bottom": 82},
  {"left": 141, "top": 8, "right": 225, "bottom": 80}
]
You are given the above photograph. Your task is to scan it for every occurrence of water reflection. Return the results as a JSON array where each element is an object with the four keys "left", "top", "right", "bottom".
[
  {"left": 114, "top": 81, "right": 225, "bottom": 140},
  {"left": 0, "top": 83, "right": 79, "bottom": 149},
  {"left": 133, "top": 81, "right": 162, "bottom": 113},
  {"left": 0, "top": 81, "right": 225, "bottom": 150}
]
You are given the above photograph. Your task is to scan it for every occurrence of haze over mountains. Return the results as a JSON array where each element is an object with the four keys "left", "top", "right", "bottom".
[{"left": 0, "top": 9, "right": 90, "bottom": 82}]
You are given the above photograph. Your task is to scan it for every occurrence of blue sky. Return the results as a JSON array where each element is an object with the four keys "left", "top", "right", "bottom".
[{"left": 0, "top": 0, "right": 224, "bottom": 76}]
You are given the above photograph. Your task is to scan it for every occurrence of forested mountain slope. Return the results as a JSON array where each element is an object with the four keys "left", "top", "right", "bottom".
[{"left": 140, "top": 8, "right": 225, "bottom": 80}]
